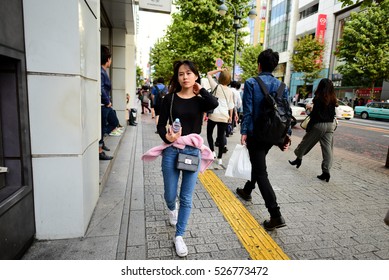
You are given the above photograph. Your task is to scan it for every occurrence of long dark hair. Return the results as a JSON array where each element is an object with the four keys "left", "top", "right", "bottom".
[
  {"left": 168, "top": 60, "right": 201, "bottom": 94},
  {"left": 313, "top": 78, "right": 338, "bottom": 107}
]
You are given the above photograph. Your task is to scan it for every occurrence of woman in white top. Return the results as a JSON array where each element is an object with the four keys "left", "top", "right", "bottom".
[{"left": 206, "top": 68, "right": 235, "bottom": 165}]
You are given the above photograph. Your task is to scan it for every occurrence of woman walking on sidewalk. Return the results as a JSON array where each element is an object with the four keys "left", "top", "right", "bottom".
[
  {"left": 289, "top": 78, "right": 338, "bottom": 182},
  {"left": 143, "top": 60, "right": 218, "bottom": 257},
  {"left": 206, "top": 68, "right": 235, "bottom": 165}
]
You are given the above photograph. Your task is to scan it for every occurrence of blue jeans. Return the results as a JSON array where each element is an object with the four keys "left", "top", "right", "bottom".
[{"left": 161, "top": 145, "right": 201, "bottom": 237}]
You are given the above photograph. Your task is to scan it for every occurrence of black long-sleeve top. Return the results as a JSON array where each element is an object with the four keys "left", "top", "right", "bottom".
[
  {"left": 307, "top": 98, "right": 336, "bottom": 131},
  {"left": 157, "top": 88, "right": 218, "bottom": 144}
]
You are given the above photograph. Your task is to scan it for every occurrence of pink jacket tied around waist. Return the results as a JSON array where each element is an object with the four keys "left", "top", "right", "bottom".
[{"left": 141, "top": 134, "right": 214, "bottom": 173}]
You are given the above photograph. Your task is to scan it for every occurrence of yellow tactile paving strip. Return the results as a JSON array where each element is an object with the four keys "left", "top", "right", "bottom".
[{"left": 198, "top": 170, "right": 289, "bottom": 260}]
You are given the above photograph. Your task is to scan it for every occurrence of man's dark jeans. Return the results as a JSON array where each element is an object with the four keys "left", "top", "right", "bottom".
[
  {"left": 101, "top": 106, "right": 119, "bottom": 136},
  {"left": 100, "top": 106, "right": 119, "bottom": 146},
  {"left": 245, "top": 136, "right": 281, "bottom": 218}
]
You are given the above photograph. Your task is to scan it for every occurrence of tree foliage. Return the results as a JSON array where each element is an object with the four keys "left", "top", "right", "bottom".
[
  {"left": 237, "top": 44, "right": 263, "bottom": 82},
  {"left": 136, "top": 65, "right": 144, "bottom": 87},
  {"left": 149, "top": 0, "right": 252, "bottom": 81},
  {"left": 291, "top": 35, "right": 325, "bottom": 98},
  {"left": 338, "top": 0, "right": 385, "bottom": 8},
  {"left": 149, "top": 38, "right": 174, "bottom": 82},
  {"left": 335, "top": 0, "right": 389, "bottom": 95}
]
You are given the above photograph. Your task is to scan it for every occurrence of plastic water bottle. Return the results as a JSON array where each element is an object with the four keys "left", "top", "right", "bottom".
[{"left": 172, "top": 118, "right": 181, "bottom": 133}]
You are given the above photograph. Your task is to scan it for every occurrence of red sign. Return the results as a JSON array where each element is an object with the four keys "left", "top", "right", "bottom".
[
  {"left": 356, "top": 88, "right": 382, "bottom": 97},
  {"left": 316, "top": 14, "right": 327, "bottom": 43}
]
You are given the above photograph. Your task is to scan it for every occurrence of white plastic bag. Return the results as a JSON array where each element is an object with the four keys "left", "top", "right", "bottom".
[{"left": 225, "top": 144, "right": 252, "bottom": 180}]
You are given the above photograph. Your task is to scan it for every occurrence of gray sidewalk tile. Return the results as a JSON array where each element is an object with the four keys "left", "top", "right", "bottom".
[{"left": 22, "top": 109, "right": 389, "bottom": 261}]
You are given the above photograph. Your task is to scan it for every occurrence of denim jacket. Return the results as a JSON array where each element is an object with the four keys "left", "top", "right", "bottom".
[{"left": 240, "top": 72, "right": 290, "bottom": 136}]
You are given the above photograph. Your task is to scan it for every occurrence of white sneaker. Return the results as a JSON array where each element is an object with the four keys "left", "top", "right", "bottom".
[
  {"left": 109, "top": 129, "right": 122, "bottom": 136},
  {"left": 212, "top": 151, "right": 216, "bottom": 158},
  {"left": 173, "top": 236, "right": 188, "bottom": 257},
  {"left": 218, "top": 158, "right": 223, "bottom": 165},
  {"left": 168, "top": 209, "right": 178, "bottom": 226}
]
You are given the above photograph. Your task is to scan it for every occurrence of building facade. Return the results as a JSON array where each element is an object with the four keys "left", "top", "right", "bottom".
[
  {"left": 262, "top": 0, "right": 382, "bottom": 100},
  {"left": 0, "top": 0, "right": 138, "bottom": 259}
]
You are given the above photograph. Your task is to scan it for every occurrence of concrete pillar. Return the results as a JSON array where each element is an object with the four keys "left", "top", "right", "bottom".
[
  {"left": 23, "top": 0, "right": 100, "bottom": 239},
  {"left": 126, "top": 34, "right": 137, "bottom": 109}
]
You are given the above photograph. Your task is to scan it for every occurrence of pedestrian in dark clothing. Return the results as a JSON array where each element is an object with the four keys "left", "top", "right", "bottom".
[
  {"left": 289, "top": 78, "right": 338, "bottom": 182},
  {"left": 236, "top": 49, "right": 291, "bottom": 231},
  {"left": 99, "top": 46, "right": 115, "bottom": 160}
]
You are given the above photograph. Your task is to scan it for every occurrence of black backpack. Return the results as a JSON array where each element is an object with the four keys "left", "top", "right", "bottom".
[
  {"left": 252, "top": 77, "right": 292, "bottom": 145},
  {"left": 154, "top": 85, "right": 167, "bottom": 107}
]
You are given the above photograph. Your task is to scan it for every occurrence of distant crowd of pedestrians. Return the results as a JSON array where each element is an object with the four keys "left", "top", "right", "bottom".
[{"left": 120, "top": 48, "right": 389, "bottom": 259}]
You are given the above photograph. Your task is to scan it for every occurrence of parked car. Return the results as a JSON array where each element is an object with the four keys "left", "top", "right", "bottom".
[
  {"left": 297, "top": 97, "right": 313, "bottom": 108},
  {"left": 336, "top": 100, "right": 354, "bottom": 120},
  {"left": 354, "top": 102, "right": 389, "bottom": 120},
  {"left": 291, "top": 105, "right": 308, "bottom": 127}
]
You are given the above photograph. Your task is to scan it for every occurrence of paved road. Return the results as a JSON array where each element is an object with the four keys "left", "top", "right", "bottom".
[
  {"left": 142, "top": 115, "right": 389, "bottom": 260},
  {"left": 293, "top": 118, "right": 389, "bottom": 164}
]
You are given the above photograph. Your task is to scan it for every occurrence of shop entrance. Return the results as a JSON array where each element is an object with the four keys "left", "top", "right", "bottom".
[{"left": 0, "top": 55, "right": 35, "bottom": 259}]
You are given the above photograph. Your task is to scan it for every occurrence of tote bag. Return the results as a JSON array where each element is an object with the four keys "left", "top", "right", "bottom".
[{"left": 300, "top": 115, "right": 310, "bottom": 130}]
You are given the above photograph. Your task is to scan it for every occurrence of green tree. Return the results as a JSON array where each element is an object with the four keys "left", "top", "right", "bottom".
[
  {"left": 236, "top": 44, "right": 262, "bottom": 82},
  {"left": 149, "top": 38, "right": 174, "bottom": 82},
  {"left": 335, "top": 0, "right": 389, "bottom": 97},
  {"left": 149, "top": 0, "right": 252, "bottom": 78},
  {"left": 136, "top": 65, "right": 144, "bottom": 87},
  {"left": 338, "top": 0, "right": 385, "bottom": 8},
  {"left": 291, "top": 35, "right": 325, "bottom": 98}
]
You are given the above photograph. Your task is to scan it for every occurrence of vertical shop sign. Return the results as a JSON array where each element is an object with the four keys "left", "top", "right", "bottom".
[{"left": 316, "top": 14, "right": 327, "bottom": 43}]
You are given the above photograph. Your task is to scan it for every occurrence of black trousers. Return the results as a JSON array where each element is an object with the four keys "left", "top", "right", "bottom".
[
  {"left": 245, "top": 136, "right": 281, "bottom": 218},
  {"left": 207, "top": 119, "right": 228, "bottom": 159}
]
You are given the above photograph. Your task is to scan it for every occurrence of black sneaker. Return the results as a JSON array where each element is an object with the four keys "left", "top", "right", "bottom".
[
  {"left": 236, "top": 188, "right": 252, "bottom": 201},
  {"left": 263, "top": 216, "right": 286, "bottom": 231},
  {"left": 102, "top": 145, "right": 110, "bottom": 151},
  {"left": 99, "top": 152, "right": 113, "bottom": 160}
]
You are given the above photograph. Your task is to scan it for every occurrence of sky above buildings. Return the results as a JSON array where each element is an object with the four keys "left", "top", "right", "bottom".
[{"left": 137, "top": 10, "right": 173, "bottom": 76}]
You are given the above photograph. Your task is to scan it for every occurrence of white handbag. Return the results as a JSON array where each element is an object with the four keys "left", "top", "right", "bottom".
[{"left": 300, "top": 115, "right": 310, "bottom": 130}]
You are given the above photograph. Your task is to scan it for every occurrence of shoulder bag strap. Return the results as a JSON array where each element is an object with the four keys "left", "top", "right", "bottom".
[
  {"left": 220, "top": 85, "right": 228, "bottom": 102},
  {"left": 169, "top": 92, "right": 174, "bottom": 124},
  {"left": 276, "top": 82, "right": 286, "bottom": 99},
  {"left": 211, "top": 84, "right": 218, "bottom": 95},
  {"left": 252, "top": 76, "right": 269, "bottom": 118}
]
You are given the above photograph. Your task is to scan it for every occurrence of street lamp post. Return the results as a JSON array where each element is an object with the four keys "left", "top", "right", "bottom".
[{"left": 218, "top": 0, "right": 257, "bottom": 81}]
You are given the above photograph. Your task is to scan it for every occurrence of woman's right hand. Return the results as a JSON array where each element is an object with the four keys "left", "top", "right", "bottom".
[{"left": 193, "top": 82, "right": 202, "bottom": 95}]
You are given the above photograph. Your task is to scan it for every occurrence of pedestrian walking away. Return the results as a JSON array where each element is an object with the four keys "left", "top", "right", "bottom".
[
  {"left": 141, "top": 60, "right": 218, "bottom": 257},
  {"left": 289, "top": 78, "right": 338, "bottom": 182},
  {"left": 237, "top": 49, "right": 291, "bottom": 231},
  {"left": 138, "top": 85, "right": 152, "bottom": 114},
  {"left": 206, "top": 68, "right": 235, "bottom": 166},
  {"left": 152, "top": 77, "right": 168, "bottom": 133}
]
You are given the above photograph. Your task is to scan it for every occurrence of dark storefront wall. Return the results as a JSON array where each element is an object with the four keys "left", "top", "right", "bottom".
[{"left": 0, "top": 0, "right": 35, "bottom": 259}]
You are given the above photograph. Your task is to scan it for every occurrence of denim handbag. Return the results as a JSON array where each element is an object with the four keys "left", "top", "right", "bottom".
[{"left": 176, "top": 152, "right": 199, "bottom": 172}]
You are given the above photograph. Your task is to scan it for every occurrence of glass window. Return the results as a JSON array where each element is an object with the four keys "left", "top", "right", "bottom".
[{"left": 299, "top": 3, "right": 319, "bottom": 20}]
